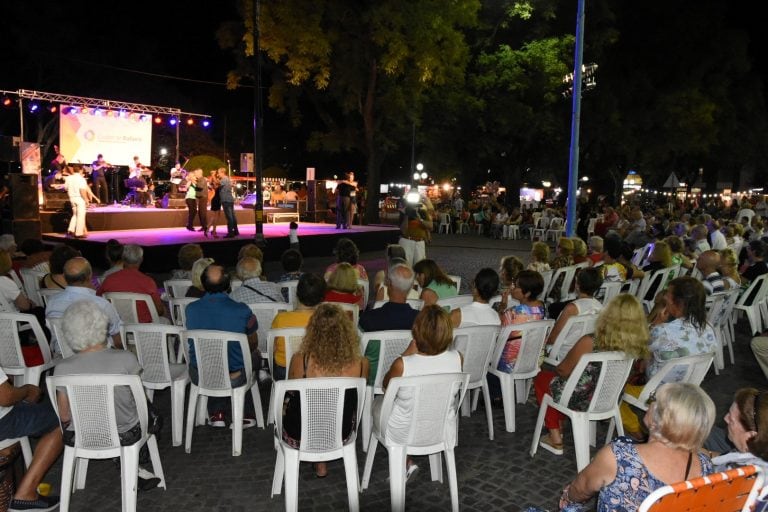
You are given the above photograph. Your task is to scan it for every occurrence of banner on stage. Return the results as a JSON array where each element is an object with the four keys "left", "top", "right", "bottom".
[
  {"left": 20, "top": 142, "right": 43, "bottom": 204},
  {"left": 59, "top": 109, "right": 152, "bottom": 166}
]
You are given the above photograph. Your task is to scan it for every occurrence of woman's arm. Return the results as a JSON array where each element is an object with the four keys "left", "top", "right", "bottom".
[
  {"left": 562, "top": 444, "right": 617, "bottom": 507},
  {"left": 546, "top": 302, "right": 578, "bottom": 345},
  {"left": 287, "top": 352, "right": 305, "bottom": 379},
  {"left": 555, "top": 335, "right": 594, "bottom": 378},
  {"left": 382, "top": 356, "right": 404, "bottom": 389},
  {"left": 450, "top": 308, "right": 462, "bottom": 328},
  {"left": 420, "top": 287, "right": 439, "bottom": 306}
]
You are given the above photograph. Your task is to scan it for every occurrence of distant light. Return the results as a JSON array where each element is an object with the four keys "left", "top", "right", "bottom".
[
  {"left": 139, "top": 114, "right": 149, "bottom": 122},
  {"left": 169, "top": 117, "right": 178, "bottom": 126},
  {"left": 94, "top": 108, "right": 103, "bottom": 116},
  {"left": 406, "top": 191, "right": 420, "bottom": 204},
  {"left": 2, "top": 96, "right": 12, "bottom": 107},
  {"left": 186, "top": 118, "right": 194, "bottom": 126},
  {"left": 202, "top": 119, "right": 211, "bottom": 128},
  {"left": 29, "top": 103, "right": 39, "bottom": 113},
  {"left": 48, "top": 104, "right": 57, "bottom": 113},
  {"left": 159, "top": 148, "right": 168, "bottom": 156},
  {"left": 413, "top": 173, "right": 420, "bottom": 181},
  {"left": 416, "top": 163, "right": 424, "bottom": 171},
  {"left": 542, "top": 181, "right": 551, "bottom": 188},
  {"left": 68, "top": 106, "right": 79, "bottom": 114},
  {"left": 420, "top": 172, "right": 427, "bottom": 180},
  {"left": 443, "top": 183, "right": 451, "bottom": 191},
  {"left": 154, "top": 116, "right": 162, "bottom": 124},
  {"left": 118, "top": 109, "right": 128, "bottom": 118}
]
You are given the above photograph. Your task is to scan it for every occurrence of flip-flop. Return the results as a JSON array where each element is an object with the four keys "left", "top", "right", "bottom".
[{"left": 539, "top": 434, "right": 564, "bottom": 456}]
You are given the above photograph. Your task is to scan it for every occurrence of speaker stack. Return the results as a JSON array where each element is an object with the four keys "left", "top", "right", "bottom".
[
  {"left": 3, "top": 173, "right": 42, "bottom": 241},
  {"left": 161, "top": 192, "right": 187, "bottom": 209}
]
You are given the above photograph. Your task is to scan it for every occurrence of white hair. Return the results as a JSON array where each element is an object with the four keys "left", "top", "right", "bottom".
[
  {"left": 61, "top": 300, "right": 109, "bottom": 352},
  {"left": 121, "top": 244, "right": 144, "bottom": 265},
  {"left": 236, "top": 256, "right": 262, "bottom": 280},
  {"left": 388, "top": 263, "right": 415, "bottom": 294}
]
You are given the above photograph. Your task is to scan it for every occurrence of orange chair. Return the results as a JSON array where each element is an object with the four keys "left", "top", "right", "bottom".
[{"left": 638, "top": 465, "right": 764, "bottom": 512}]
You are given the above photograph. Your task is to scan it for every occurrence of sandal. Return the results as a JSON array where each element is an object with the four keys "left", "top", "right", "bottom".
[{"left": 540, "top": 433, "right": 564, "bottom": 455}]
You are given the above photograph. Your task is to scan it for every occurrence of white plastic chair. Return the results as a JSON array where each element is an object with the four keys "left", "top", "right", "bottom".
[
  {"left": 182, "top": 329, "right": 265, "bottom": 456},
  {"left": 546, "top": 218, "right": 565, "bottom": 242},
  {"left": 635, "top": 266, "right": 677, "bottom": 313},
  {"left": 436, "top": 294, "right": 474, "bottom": 312},
  {"left": 19, "top": 268, "right": 45, "bottom": 306},
  {"left": 248, "top": 303, "right": 293, "bottom": 356},
  {"left": 530, "top": 351, "right": 634, "bottom": 471},
  {"left": 279, "top": 280, "right": 299, "bottom": 307},
  {"left": 544, "top": 313, "right": 599, "bottom": 367},
  {"left": 358, "top": 278, "right": 371, "bottom": 310},
  {"left": 169, "top": 297, "right": 198, "bottom": 329},
  {"left": 453, "top": 325, "right": 500, "bottom": 440},
  {"left": 539, "top": 270, "right": 554, "bottom": 301},
  {"left": 0, "top": 436, "right": 32, "bottom": 468},
  {"left": 162, "top": 279, "right": 193, "bottom": 299},
  {"left": 124, "top": 323, "right": 189, "bottom": 447},
  {"left": 597, "top": 281, "right": 623, "bottom": 305},
  {"left": 361, "top": 373, "right": 470, "bottom": 512},
  {"left": 503, "top": 223, "right": 521, "bottom": 240},
  {"left": 271, "top": 377, "right": 366, "bottom": 512},
  {"left": 0, "top": 312, "right": 55, "bottom": 387},
  {"left": 265, "top": 327, "right": 307, "bottom": 425},
  {"left": 734, "top": 274, "right": 768, "bottom": 335},
  {"left": 103, "top": 291, "right": 160, "bottom": 323},
  {"left": 438, "top": 212, "right": 452, "bottom": 234},
  {"left": 38, "top": 288, "right": 63, "bottom": 308},
  {"left": 446, "top": 275, "right": 462, "bottom": 293},
  {"left": 46, "top": 316, "right": 75, "bottom": 359},
  {"left": 531, "top": 217, "right": 550, "bottom": 240},
  {"left": 546, "top": 265, "right": 579, "bottom": 304},
  {"left": 586, "top": 218, "right": 597, "bottom": 237},
  {"left": 46, "top": 374, "right": 167, "bottom": 512},
  {"left": 706, "top": 293, "right": 728, "bottom": 372},
  {"left": 359, "top": 330, "right": 414, "bottom": 452},
  {"left": 487, "top": 320, "right": 554, "bottom": 433}
]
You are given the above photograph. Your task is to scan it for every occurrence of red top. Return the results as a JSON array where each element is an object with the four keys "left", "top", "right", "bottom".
[
  {"left": 97, "top": 267, "right": 162, "bottom": 323},
  {"left": 323, "top": 289, "right": 364, "bottom": 309}
]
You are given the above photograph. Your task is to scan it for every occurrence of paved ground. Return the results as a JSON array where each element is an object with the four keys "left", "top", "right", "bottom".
[{"left": 27, "top": 233, "right": 768, "bottom": 511}]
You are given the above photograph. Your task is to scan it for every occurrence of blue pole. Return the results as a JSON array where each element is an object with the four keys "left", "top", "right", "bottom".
[{"left": 565, "top": 0, "right": 586, "bottom": 237}]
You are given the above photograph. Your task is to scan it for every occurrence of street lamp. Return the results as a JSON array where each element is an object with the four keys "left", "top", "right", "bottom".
[
  {"left": 420, "top": 172, "right": 427, "bottom": 180},
  {"left": 413, "top": 172, "right": 420, "bottom": 181},
  {"left": 416, "top": 163, "right": 424, "bottom": 172}
]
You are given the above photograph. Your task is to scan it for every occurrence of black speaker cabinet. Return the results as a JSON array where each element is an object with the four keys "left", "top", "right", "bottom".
[
  {"left": 240, "top": 193, "right": 258, "bottom": 209},
  {"left": 160, "top": 193, "right": 187, "bottom": 209},
  {"left": 2, "top": 219, "right": 42, "bottom": 241},
  {"left": 10, "top": 173, "right": 40, "bottom": 220},
  {"left": 306, "top": 180, "right": 329, "bottom": 222}
]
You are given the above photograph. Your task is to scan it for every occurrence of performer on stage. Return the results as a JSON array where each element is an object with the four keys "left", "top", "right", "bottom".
[
  {"left": 49, "top": 152, "right": 67, "bottom": 178},
  {"left": 218, "top": 167, "right": 239, "bottom": 238},
  {"left": 90, "top": 153, "right": 111, "bottom": 205},
  {"left": 185, "top": 169, "right": 208, "bottom": 236},
  {"left": 65, "top": 166, "right": 99, "bottom": 238},
  {"left": 335, "top": 171, "right": 357, "bottom": 229},
  {"left": 129, "top": 156, "right": 144, "bottom": 179},
  {"left": 184, "top": 171, "right": 198, "bottom": 232},
  {"left": 169, "top": 162, "right": 187, "bottom": 194}
]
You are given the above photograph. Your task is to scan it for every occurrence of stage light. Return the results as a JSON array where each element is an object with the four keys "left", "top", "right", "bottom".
[
  {"left": 82, "top": 107, "right": 91, "bottom": 115},
  {"left": 2, "top": 96, "right": 12, "bottom": 107},
  {"left": 119, "top": 109, "right": 128, "bottom": 118},
  {"left": 94, "top": 108, "right": 103, "bottom": 116},
  {"left": 169, "top": 117, "right": 178, "bottom": 126},
  {"left": 139, "top": 113, "right": 149, "bottom": 122},
  {"left": 68, "top": 106, "right": 79, "bottom": 114},
  {"left": 29, "top": 103, "right": 39, "bottom": 113},
  {"left": 154, "top": 116, "right": 162, "bottom": 124},
  {"left": 202, "top": 118, "right": 211, "bottom": 128},
  {"left": 186, "top": 118, "right": 194, "bottom": 126},
  {"left": 48, "top": 104, "right": 57, "bottom": 113}
]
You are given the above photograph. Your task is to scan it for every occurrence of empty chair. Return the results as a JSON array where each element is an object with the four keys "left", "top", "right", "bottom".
[
  {"left": 361, "top": 373, "right": 470, "bottom": 512},
  {"left": 487, "top": 320, "right": 554, "bottom": 433},
  {"left": 0, "top": 312, "right": 54, "bottom": 387},
  {"left": 530, "top": 351, "right": 634, "bottom": 471},
  {"left": 124, "top": 323, "right": 189, "bottom": 447},
  {"left": 182, "top": 329, "right": 264, "bottom": 456},
  {"left": 47, "top": 374, "right": 166, "bottom": 512},
  {"left": 271, "top": 377, "right": 366, "bottom": 512},
  {"left": 438, "top": 212, "right": 452, "bottom": 234},
  {"left": 453, "top": 325, "right": 500, "bottom": 440}
]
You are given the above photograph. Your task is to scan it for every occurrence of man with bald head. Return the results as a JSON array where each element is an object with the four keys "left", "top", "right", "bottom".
[
  {"left": 46, "top": 256, "right": 123, "bottom": 351},
  {"left": 697, "top": 250, "right": 725, "bottom": 295},
  {"left": 229, "top": 256, "right": 284, "bottom": 304},
  {"left": 185, "top": 264, "right": 259, "bottom": 427}
]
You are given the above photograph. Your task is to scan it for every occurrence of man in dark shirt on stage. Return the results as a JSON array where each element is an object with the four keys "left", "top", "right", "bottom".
[{"left": 90, "top": 154, "right": 110, "bottom": 204}]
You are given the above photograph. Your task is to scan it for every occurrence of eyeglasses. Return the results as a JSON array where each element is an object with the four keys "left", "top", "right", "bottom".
[{"left": 645, "top": 390, "right": 657, "bottom": 406}]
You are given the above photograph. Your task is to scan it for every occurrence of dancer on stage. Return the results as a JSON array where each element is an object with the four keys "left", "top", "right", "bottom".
[
  {"left": 335, "top": 171, "right": 357, "bottom": 229},
  {"left": 218, "top": 167, "right": 239, "bottom": 238},
  {"left": 65, "top": 166, "right": 99, "bottom": 238},
  {"left": 90, "top": 153, "right": 110, "bottom": 204},
  {"left": 185, "top": 169, "right": 208, "bottom": 236}
]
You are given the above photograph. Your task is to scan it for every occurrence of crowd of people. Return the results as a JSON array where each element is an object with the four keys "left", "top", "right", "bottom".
[{"left": 2, "top": 190, "right": 768, "bottom": 510}]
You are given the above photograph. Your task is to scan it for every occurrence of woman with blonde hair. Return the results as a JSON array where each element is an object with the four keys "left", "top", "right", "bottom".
[
  {"left": 527, "top": 241, "right": 551, "bottom": 273},
  {"left": 572, "top": 238, "right": 588, "bottom": 264},
  {"left": 719, "top": 248, "right": 742, "bottom": 290},
  {"left": 285, "top": 303, "right": 369, "bottom": 477},
  {"left": 533, "top": 294, "right": 650, "bottom": 454},
  {"left": 555, "top": 383, "right": 714, "bottom": 512},
  {"left": 186, "top": 257, "right": 214, "bottom": 298},
  {"left": 324, "top": 261, "right": 364, "bottom": 308}
]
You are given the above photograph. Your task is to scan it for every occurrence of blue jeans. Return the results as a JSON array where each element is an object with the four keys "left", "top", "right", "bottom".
[
  {"left": 188, "top": 366, "right": 256, "bottom": 419},
  {"left": 222, "top": 201, "right": 238, "bottom": 235}
]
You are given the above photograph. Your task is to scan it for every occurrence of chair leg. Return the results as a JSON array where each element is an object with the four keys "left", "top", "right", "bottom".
[
  {"left": 429, "top": 453, "right": 443, "bottom": 483},
  {"left": 231, "top": 390, "right": 246, "bottom": 456},
  {"left": 572, "top": 416, "right": 591, "bottom": 472},
  {"left": 529, "top": 396, "right": 549, "bottom": 457},
  {"left": 59, "top": 448, "right": 76, "bottom": 512},
  {"left": 145, "top": 389, "right": 155, "bottom": 402},
  {"left": 271, "top": 444, "right": 285, "bottom": 497},
  {"left": 361, "top": 388, "right": 372, "bottom": 452},
  {"left": 121, "top": 446, "right": 140, "bottom": 512},
  {"left": 283, "top": 450, "right": 301, "bottom": 512},
  {"left": 444, "top": 447, "right": 460, "bottom": 512},
  {"left": 342, "top": 444, "right": 360, "bottom": 512},
  {"left": 171, "top": 381, "right": 185, "bottom": 447},
  {"left": 185, "top": 386, "right": 199, "bottom": 453},
  {"left": 482, "top": 382, "right": 494, "bottom": 441},
  {"left": 147, "top": 435, "right": 166, "bottom": 489},
  {"left": 75, "top": 459, "right": 88, "bottom": 490},
  {"left": 609, "top": 410, "right": 624, "bottom": 445},
  {"left": 196, "top": 396, "right": 208, "bottom": 426},
  {"left": 251, "top": 385, "right": 265, "bottom": 429},
  {"left": 267, "top": 385, "right": 275, "bottom": 425},
  {"left": 605, "top": 418, "right": 616, "bottom": 443},
  {"left": 500, "top": 376, "right": 516, "bottom": 433},
  {"left": 361, "top": 437, "right": 379, "bottom": 490},
  {"left": 388, "top": 447, "right": 407, "bottom": 512},
  {"left": 19, "top": 437, "right": 32, "bottom": 468}
]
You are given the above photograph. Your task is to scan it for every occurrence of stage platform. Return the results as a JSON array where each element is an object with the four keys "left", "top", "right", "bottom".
[{"left": 40, "top": 206, "right": 400, "bottom": 273}]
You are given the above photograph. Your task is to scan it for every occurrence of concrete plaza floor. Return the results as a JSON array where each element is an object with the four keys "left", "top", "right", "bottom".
[{"left": 32, "top": 233, "right": 768, "bottom": 511}]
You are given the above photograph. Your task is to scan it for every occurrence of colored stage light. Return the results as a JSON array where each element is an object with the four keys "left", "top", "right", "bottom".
[
  {"left": 186, "top": 118, "right": 194, "bottom": 126},
  {"left": 48, "top": 104, "right": 57, "bottom": 113},
  {"left": 67, "top": 106, "right": 79, "bottom": 114},
  {"left": 29, "top": 103, "right": 39, "bottom": 112},
  {"left": 139, "top": 114, "right": 149, "bottom": 122},
  {"left": 118, "top": 109, "right": 128, "bottom": 118},
  {"left": 202, "top": 119, "right": 211, "bottom": 128},
  {"left": 154, "top": 116, "right": 162, "bottom": 124},
  {"left": 2, "top": 97, "right": 12, "bottom": 107},
  {"left": 169, "top": 117, "right": 178, "bottom": 126},
  {"left": 94, "top": 108, "right": 103, "bottom": 116}
]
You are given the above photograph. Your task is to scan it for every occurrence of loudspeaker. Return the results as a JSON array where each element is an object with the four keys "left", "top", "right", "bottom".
[
  {"left": 0, "top": 136, "right": 19, "bottom": 162},
  {"left": 240, "top": 192, "right": 258, "bottom": 209},
  {"left": 2, "top": 219, "right": 41, "bottom": 241},
  {"left": 10, "top": 173, "right": 39, "bottom": 220},
  {"left": 161, "top": 193, "right": 187, "bottom": 209},
  {"left": 305, "top": 180, "right": 329, "bottom": 222},
  {"left": 43, "top": 193, "right": 70, "bottom": 211}
]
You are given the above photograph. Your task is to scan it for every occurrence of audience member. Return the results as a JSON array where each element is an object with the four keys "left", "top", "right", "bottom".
[
  {"left": 545, "top": 267, "right": 603, "bottom": 347},
  {"left": 495, "top": 270, "right": 546, "bottom": 375},
  {"left": 413, "top": 259, "right": 457, "bottom": 306},
  {"left": 186, "top": 257, "right": 214, "bottom": 298},
  {"left": 40, "top": 245, "right": 80, "bottom": 290},
  {"left": 185, "top": 264, "right": 259, "bottom": 428},
  {"left": 451, "top": 268, "right": 501, "bottom": 328},
  {"left": 527, "top": 242, "right": 551, "bottom": 273},
  {"left": 171, "top": 243, "right": 203, "bottom": 280},
  {"left": 697, "top": 250, "right": 725, "bottom": 295},
  {"left": 741, "top": 239, "right": 768, "bottom": 284},
  {"left": 17, "top": 239, "right": 51, "bottom": 273},
  {"left": 277, "top": 249, "right": 304, "bottom": 283},
  {"left": 324, "top": 238, "right": 368, "bottom": 281},
  {"left": 587, "top": 236, "right": 603, "bottom": 266},
  {"left": 99, "top": 239, "right": 124, "bottom": 281},
  {"left": 324, "top": 262, "right": 364, "bottom": 308},
  {"left": 719, "top": 248, "right": 742, "bottom": 290},
  {"left": 98, "top": 244, "right": 167, "bottom": 322},
  {"left": 229, "top": 256, "right": 284, "bottom": 304}
]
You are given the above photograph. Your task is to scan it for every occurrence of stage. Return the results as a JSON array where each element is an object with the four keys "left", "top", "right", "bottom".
[{"left": 40, "top": 205, "right": 400, "bottom": 273}]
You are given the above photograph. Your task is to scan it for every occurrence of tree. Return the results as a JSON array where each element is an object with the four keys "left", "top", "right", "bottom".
[{"left": 220, "top": 0, "right": 480, "bottom": 223}]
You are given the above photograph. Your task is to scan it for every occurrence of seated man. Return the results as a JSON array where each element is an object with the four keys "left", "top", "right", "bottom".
[
  {"left": 229, "top": 256, "right": 284, "bottom": 304},
  {"left": 186, "top": 265, "right": 259, "bottom": 428},
  {"left": 53, "top": 301, "right": 160, "bottom": 491},
  {"left": 697, "top": 250, "right": 725, "bottom": 295},
  {"left": 0, "top": 368, "right": 63, "bottom": 511}
]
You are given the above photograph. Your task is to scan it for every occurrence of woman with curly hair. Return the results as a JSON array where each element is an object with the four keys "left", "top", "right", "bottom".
[
  {"left": 533, "top": 294, "right": 650, "bottom": 454},
  {"left": 527, "top": 241, "right": 551, "bottom": 273},
  {"left": 719, "top": 247, "right": 742, "bottom": 290},
  {"left": 285, "top": 303, "right": 369, "bottom": 477}
]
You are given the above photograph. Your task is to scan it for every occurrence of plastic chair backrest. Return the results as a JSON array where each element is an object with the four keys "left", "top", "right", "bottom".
[
  {"left": 360, "top": 330, "right": 413, "bottom": 394},
  {"left": 279, "top": 280, "right": 299, "bottom": 307},
  {"left": 737, "top": 274, "right": 768, "bottom": 307},
  {"left": 125, "top": 323, "right": 184, "bottom": 383},
  {"left": 322, "top": 302, "right": 359, "bottom": 326},
  {"left": 376, "top": 373, "right": 469, "bottom": 448},
  {"left": 631, "top": 353, "right": 714, "bottom": 410},
  {"left": 182, "top": 329, "right": 253, "bottom": 391},
  {"left": 266, "top": 327, "right": 306, "bottom": 374},
  {"left": 0, "top": 312, "right": 52, "bottom": 372},
  {"left": 545, "top": 313, "right": 599, "bottom": 366},
  {"left": 638, "top": 465, "right": 764, "bottom": 512},
  {"left": 539, "top": 270, "right": 554, "bottom": 301},
  {"left": 436, "top": 294, "right": 474, "bottom": 312},
  {"left": 46, "top": 374, "right": 149, "bottom": 451},
  {"left": 453, "top": 325, "right": 499, "bottom": 384},
  {"left": 103, "top": 292, "right": 159, "bottom": 323},
  {"left": 273, "top": 377, "right": 366, "bottom": 452},
  {"left": 19, "top": 268, "right": 45, "bottom": 306},
  {"left": 598, "top": 281, "right": 623, "bottom": 305},
  {"left": 493, "top": 320, "right": 554, "bottom": 377},
  {"left": 169, "top": 297, "right": 198, "bottom": 328},
  {"left": 636, "top": 266, "right": 677, "bottom": 302},
  {"left": 163, "top": 279, "right": 193, "bottom": 299},
  {"left": 38, "top": 288, "right": 63, "bottom": 308},
  {"left": 46, "top": 316, "right": 74, "bottom": 359},
  {"left": 371, "top": 299, "right": 424, "bottom": 310},
  {"left": 706, "top": 293, "right": 728, "bottom": 326},
  {"left": 248, "top": 303, "right": 292, "bottom": 355},
  {"left": 548, "top": 265, "right": 578, "bottom": 302},
  {"left": 557, "top": 351, "right": 633, "bottom": 414},
  {"left": 0, "top": 292, "right": 13, "bottom": 313},
  {"left": 358, "top": 278, "right": 370, "bottom": 310}
]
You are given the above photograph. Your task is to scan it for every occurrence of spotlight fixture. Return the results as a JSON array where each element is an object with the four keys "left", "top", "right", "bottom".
[
  {"left": 118, "top": 109, "right": 128, "bottom": 118},
  {"left": 202, "top": 118, "right": 211, "bottom": 128},
  {"left": 29, "top": 103, "right": 39, "bottom": 113},
  {"left": 186, "top": 118, "right": 194, "bottom": 126},
  {"left": 2, "top": 96, "right": 12, "bottom": 107},
  {"left": 48, "top": 104, "right": 58, "bottom": 113},
  {"left": 139, "top": 113, "right": 149, "bottom": 122},
  {"left": 154, "top": 116, "right": 162, "bottom": 124},
  {"left": 169, "top": 117, "right": 178, "bottom": 126}
]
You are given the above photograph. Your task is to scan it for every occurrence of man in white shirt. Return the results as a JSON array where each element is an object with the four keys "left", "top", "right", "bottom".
[
  {"left": 65, "top": 166, "right": 98, "bottom": 238},
  {"left": 708, "top": 220, "right": 727, "bottom": 251}
]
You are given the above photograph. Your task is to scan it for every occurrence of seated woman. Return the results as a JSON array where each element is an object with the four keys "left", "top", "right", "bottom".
[
  {"left": 0, "top": 249, "right": 42, "bottom": 320},
  {"left": 533, "top": 294, "right": 649, "bottom": 454},
  {"left": 666, "top": 235, "right": 694, "bottom": 270},
  {"left": 495, "top": 270, "right": 546, "bottom": 374},
  {"left": 719, "top": 248, "right": 742, "bottom": 290},
  {"left": 494, "top": 255, "right": 525, "bottom": 312},
  {"left": 285, "top": 303, "right": 369, "bottom": 478},
  {"left": 375, "top": 305, "right": 463, "bottom": 480},
  {"left": 324, "top": 262, "right": 364, "bottom": 308},
  {"left": 40, "top": 245, "right": 80, "bottom": 290},
  {"left": 527, "top": 242, "right": 551, "bottom": 273},
  {"left": 185, "top": 257, "right": 214, "bottom": 298},
  {"left": 544, "top": 268, "right": 603, "bottom": 348},
  {"left": 99, "top": 239, "right": 124, "bottom": 282},
  {"left": 555, "top": 383, "right": 715, "bottom": 512},
  {"left": 450, "top": 268, "right": 501, "bottom": 328},
  {"left": 413, "top": 259, "right": 457, "bottom": 306},
  {"left": 704, "top": 387, "right": 768, "bottom": 473},
  {"left": 171, "top": 243, "right": 203, "bottom": 281},
  {"left": 324, "top": 238, "right": 368, "bottom": 282}
]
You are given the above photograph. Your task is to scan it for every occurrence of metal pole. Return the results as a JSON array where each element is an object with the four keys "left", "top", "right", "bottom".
[
  {"left": 253, "top": 0, "right": 265, "bottom": 244},
  {"left": 175, "top": 121, "right": 180, "bottom": 165},
  {"left": 18, "top": 98, "right": 24, "bottom": 145},
  {"left": 565, "top": 0, "right": 585, "bottom": 237}
]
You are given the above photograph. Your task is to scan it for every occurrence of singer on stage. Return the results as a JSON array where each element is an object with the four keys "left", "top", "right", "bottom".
[{"left": 90, "top": 153, "right": 110, "bottom": 204}]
